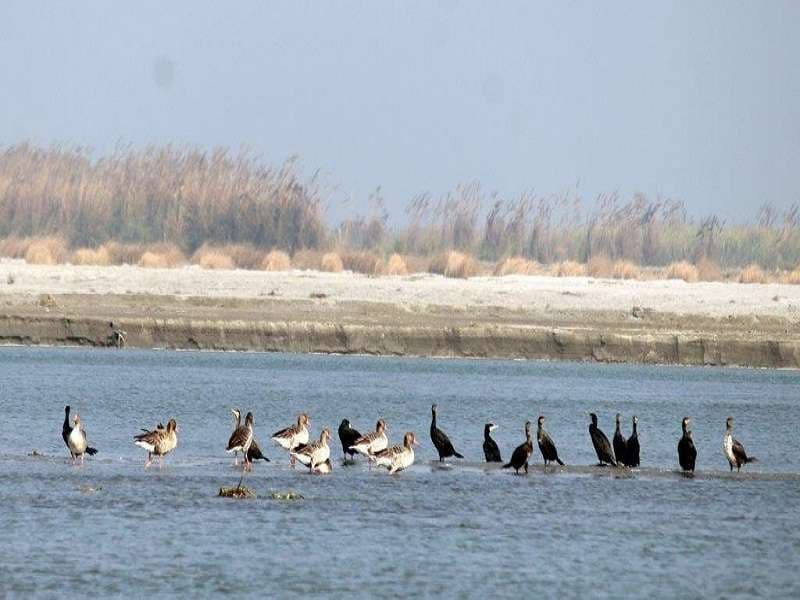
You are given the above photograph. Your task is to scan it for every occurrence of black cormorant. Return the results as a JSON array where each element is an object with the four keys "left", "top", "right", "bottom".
[
  {"left": 613, "top": 413, "right": 628, "bottom": 466},
  {"left": 483, "top": 423, "right": 502, "bottom": 462},
  {"left": 627, "top": 415, "right": 640, "bottom": 467},
  {"left": 503, "top": 421, "right": 533, "bottom": 474},
  {"left": 536, "top": 416, "right": 564, "bottom": 466},
  {"left": 430, "top": 404, "right": 464, "bottom": 462},
  {"left": 723, "top": 417, "right": 757, "bottom": 472},
  {"left": 677, "top": 416, "right": 696, "bottom": 473},
  {"left": 338, "top": 419, "right": 362, "bottom": 461},
  {"left": 589, "top": 413, "right": 617, "bottom": 466}
]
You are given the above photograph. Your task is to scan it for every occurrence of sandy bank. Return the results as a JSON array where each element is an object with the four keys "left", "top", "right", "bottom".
[{"left": 1, "top": 260, "right": 798, "bottom": 367}]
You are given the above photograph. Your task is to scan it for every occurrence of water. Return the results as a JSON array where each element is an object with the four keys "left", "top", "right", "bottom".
[{"left": 1, "top": 347, "right": 799, "bottom": 598}]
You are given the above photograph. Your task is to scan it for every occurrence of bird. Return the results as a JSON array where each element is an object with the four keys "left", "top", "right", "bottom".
[
  {"left": 311, "top": 458, "right": 333, "bottom": 474},
  {"left": 349, "top": 419, "right": 388, "bottom": 459},
  {"left": 134, "top": 418, "right": 178, "bottom": 468},
  {"left": 291, "top": 428, "right": 332, "bottom": 471},
  {"left": 483, "top": 423, "right": 502, "bottom": 462},
  {"left": 613, "top": 413, "right": 628, "bottom": 466},
  {"left": 536, "top": 416, "right": 564, "bottom": 466},
  {"left": 372, "top": 432, "right": 418, "bottom": 474},
  {"left": 503, "top": 421, "right": 533, "bottom": 474},
  {"left": 227, "top": 412, "right": 255, "bottom": 470},
  {"left": 62, "top": 405, "right": 97, "bottom": 462},
  {"left": 723, "top": 417, "right": 757, "bottom": 472},
  {"left": 589, "top": 413, "right": 617, "bottom": 466},
  {"left": 430, "top": 404, "right": 464, "bottom": 462},
  {"left": 272, "top": 413, "right": 310, "bottom": 466},
  {"left": 627, "top": 415, "right": 640, "bottom": 467},
  {"left": 677, "top": 416, "right": 697, "bottom": 473},
  {"left": 338, "top": 419, "right": 362, "bottom": 462},
  {"left": 231, "top": 409, "right": 269, "bottom": 464}
]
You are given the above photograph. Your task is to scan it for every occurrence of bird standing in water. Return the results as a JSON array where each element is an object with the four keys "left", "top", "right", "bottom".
[
  {"left": 723, "top": 417, "right": 757, "bottom": 472},
  {"left": 503, "top": 421, "right": 533, "bottom": 475},
  {"left": 483, "top": 423, "right": 502, "bottom": 462},
  {"left": 589, "top": 413, "right": 617, "bottom": 467},
  {"left": 536, "top": 416, "right": 564, "bottom": 466},
  {"left": 430, "top": 404, "right": 464, "bottom": 462},
  {"left": 677, "top": 416, "right": 696, "bottom": 473}
]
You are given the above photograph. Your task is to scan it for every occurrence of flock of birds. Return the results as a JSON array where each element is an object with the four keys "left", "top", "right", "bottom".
[{"left": 61, "top": 404, "right": 759, "bottom": 475}]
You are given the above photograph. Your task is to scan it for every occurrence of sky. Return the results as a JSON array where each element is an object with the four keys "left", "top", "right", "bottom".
[{"left": 1, "top": 1, "right": 799, "bottom": 224}]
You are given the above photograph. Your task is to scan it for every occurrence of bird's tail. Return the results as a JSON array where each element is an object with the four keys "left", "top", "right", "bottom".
[
  {"left": 556, "top": 457, "right": 565, "bottom": 466},
  {"left": 746, "top": 457, "right": 758, "bottom": 464},
  {"left": 453, "top": 451, "right": 464, "bottom": 459},
  {"left": 85, "top": 447, "right": 98, "bottom": 456},
  {"left": 502, "top": 462, "right": 512, "bottom": 469}
]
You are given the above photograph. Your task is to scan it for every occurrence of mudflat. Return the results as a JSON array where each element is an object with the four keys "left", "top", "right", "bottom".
[{"left": 1, "top": 260, "right": 798, "bottom": 367}]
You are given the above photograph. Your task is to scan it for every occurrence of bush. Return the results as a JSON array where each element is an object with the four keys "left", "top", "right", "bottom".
[
  {"left": 0, "top": 236, "right": 33, "bottom": 258},
  {"left": 225, "top": 244, "right": 265, "bottom": 270},
  {"left": 320, "top": 252, "right": 343, "bottom": 272},
  {"left": 341, "top": 251, "right": 383, "bottom": 275},
  {"left": 612, "top": 260, "right": 639, "bottom": 280},
  {"left": 782, "top": 268, "right": 800, "bottom": 285},
  {"left": 101, "top": 242, "right": 145, "bottom": 265},
  {"left": 292, "top": 249, "right": 323, "bottom": 270},
  {"left": 739, "top": 264, "right": 767, "bottom": 284},
  {"left": 192, "top": 245, "right": 235, "bottom": 270},
  {"left": 697, "top": 257, "right": 723, "bottom": 282},
  {"left": 554, "top": 260, "right": 586, "bottom": 277},
  {"left": 386, "top": 254, "right": 408, "bottom": 276},
  {"left": 586, "top": 255, "right": 613, "bottom": 278},
  {"left": 71, "top": 247, "right": 111, "bottom": 266},
  {"left": 494, "top": 256, "right": 542, "bottom": 276},
  {"left": 261, "top": 249, "right": 291, "bottom": 271},
  {"left": 447, "top": 252, "right": 479, "bottom": 278},
  {"left": 664, "top": 261, "right": 698, "bottom": 282},
  {"left": 24, "top": 237, "right": 68, "bottom": 265}
]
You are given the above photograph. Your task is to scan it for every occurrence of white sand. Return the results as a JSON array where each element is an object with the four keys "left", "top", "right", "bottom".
[{"left": 1, "top": 258, "right": 799, "bottom": 320}]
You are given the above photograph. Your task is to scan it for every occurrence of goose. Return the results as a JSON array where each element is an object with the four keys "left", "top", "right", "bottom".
[
  {"left": 723, "top": 417, "right": 757, "bottom": 472},
  {"left": 291, "top": 428, "right": 332, "bottom": 470},
  {"left": 134, "top": 419, "right": 178, "bottom": 468},
  {"left": 430, "top": 404, "right": 464, "bottom": 462},
  {"left": 227, "top": 412, "right": 255, "bottom": 470},
  {"left": 231, "top": 409, "right": 269, "bottom": 464},
  {"left": 536, "top": 416, "right": 564, "bottom": 466},
  {"left": 613, "top": 413, "right": 628, "bottom": 466},
  {"left": 338, "top": 419, "right": 362, "bottom": 462},
  {"left": 66, "top": 414, "right": 96, "bottom": 465},
  {"left": 372, "top": 432, "right": 418, "bottom": 474},
  {"left": 589, "top": 413, "right": 616, "bottom": 466},
  {"left": 503, "top": 421, "right": 533, "bottom": 474},
  {"left": 272, "top": 413, "right": 310, "bottom": 465},
  {"left": 349, "top": 419, "right": 388, "bottom": 458},
  {"left": 678, "top": 416, "right": 697, "bottom": 473},
  {"left": 311, "top": 458, "right": 333, "bottom": 474},
  {"left": 483, "top": 423, "right": 502, "bottom": 462},
  {"left": 627, "top": 415, "right": 640, "bottom": 467},
  {"left": 62, "top": 406, "right": 97, "bottom": 462}
]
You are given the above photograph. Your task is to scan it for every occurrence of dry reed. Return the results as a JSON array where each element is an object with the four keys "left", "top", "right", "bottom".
[
  {"left": 739, "top": 264, "right": 767, "bottom": 284},
  {"left": 319, "top": 252, "right": 343, "bottom": 273},
  {"left": 192, "top": 245, "right": 235, "bottom": 270},
  {"left": 586, "top": 255, "right": 613, "bottom": 278},
  {"left": 494, "top": 256, "right": 542, "bottom": 276},
  {"left": 612, "top": 261, "right": 639, "bottom": 280},
  {"left": 24, "top": 237, "right": 68, "bottom": 265},
  {"left": 386, "top": 254, "right": 409, "bottom": 276},
  {"left": 554, "top": 260, "right": 586, "bottom": 277},
  {"left": 261, "top": 249, "right": 291, "bottom": 271},
  {"left": 71, "top": 247, "right": 111, "bottom": 266},
  {"left": 664, "top": 261, "right": 699, "bottom": 282}
]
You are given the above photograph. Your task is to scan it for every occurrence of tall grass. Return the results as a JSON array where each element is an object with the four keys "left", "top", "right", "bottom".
[{"left": 2, "top": 143, "right": 800, "bottom": 272}]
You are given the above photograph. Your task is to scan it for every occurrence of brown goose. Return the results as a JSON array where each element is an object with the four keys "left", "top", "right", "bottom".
[
  {"left": 349, "top": 419, "right": 388, "bottom": 458},
  {"left": 372, "top": 432, "right": 419, "bottom": 474},
  {"left": 227, "top": 412, "right": 255, "bottom": 470},
  {"left": 134, "top": 419, "right": 178, "bottom": 468},
  {"left": 291, "top": 428, "right": 331, "bottom": 470},
  {"left": 272, "top": 413, "right": 310, "bottom": 466},
  {"left": 231, "top": 409, "right": 269, "bottom": 465}
]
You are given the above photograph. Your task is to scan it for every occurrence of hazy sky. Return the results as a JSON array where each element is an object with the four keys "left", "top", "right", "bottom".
[{"left": 2, "top": 1, "right": 799, "bottom": 223}]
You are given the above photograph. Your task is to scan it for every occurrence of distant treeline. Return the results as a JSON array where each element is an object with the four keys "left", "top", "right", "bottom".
[{"left": 1, "top": 143, "right": 799, "bottom": 269}]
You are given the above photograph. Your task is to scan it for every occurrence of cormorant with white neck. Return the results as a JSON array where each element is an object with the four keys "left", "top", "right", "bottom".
[
  {"left": 723, "top": 417, "right": 757, "bottom": 472},
  {"left": 483, "top": 423, "right": 502, "bottom": 462}
]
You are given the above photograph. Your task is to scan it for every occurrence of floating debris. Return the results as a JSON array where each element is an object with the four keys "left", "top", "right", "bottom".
[
  {"left": 28, "top": 449, "right": 45, "bottom": 457},
  {"left": 219, "top": 485, "right": 256, "bottom": 499},
  {"left": 268, "top": 490, "right": 303, "bottom": 501},
  {"left": 80, "top": 485, "right": 101, "bottom": 494}
]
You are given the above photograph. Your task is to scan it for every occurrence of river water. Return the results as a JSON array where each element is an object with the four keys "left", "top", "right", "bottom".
[{"left": 1, "top": 347, "right": 798, "bottom": 598}]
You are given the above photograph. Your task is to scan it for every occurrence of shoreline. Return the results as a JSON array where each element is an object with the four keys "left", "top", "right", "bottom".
[{"left": 1, "top": 261, "right": 799, "bottom": 368}]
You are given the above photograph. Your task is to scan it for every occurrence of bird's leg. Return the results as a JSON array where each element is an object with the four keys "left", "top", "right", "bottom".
[
  {"left": 524, "top": 462, "right": 529, "bottom": 475},
  {"left": 145, "top": 453, "right": 152, "bottom": 468}
]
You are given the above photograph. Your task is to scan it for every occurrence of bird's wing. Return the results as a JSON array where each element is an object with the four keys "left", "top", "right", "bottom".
[
  {"left": 732, "top": 438, "right": 748, "bottom": 463},
  {"left": 227, "top": 426, "right": 251, "bottom": 450}
]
